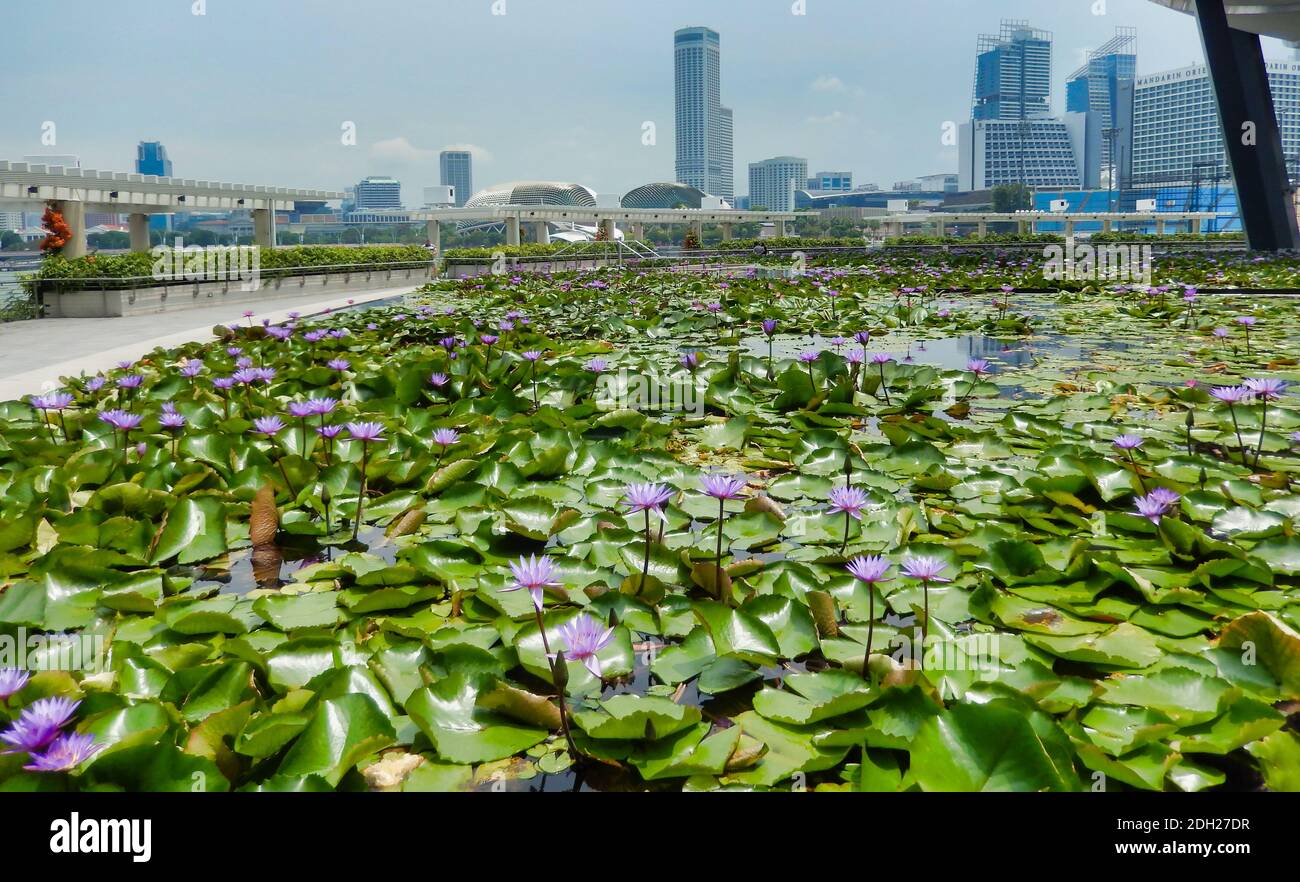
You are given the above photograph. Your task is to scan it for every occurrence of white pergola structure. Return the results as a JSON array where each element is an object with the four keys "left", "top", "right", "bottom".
[
  {"left": 0, "top": 160, "right": 343, "bottom": 258},
  {"left": 878, "top": 211, "right": 1220, "bottom": 239},
  {"left": 388, "top": 205, "right": 800, "bottom": 252}
]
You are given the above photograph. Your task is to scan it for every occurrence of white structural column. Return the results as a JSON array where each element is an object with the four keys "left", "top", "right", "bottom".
[
  {"left": 630, "top": 223, "right": 645, "bottom": 241},
  {"left": 976, "top": 220, "right": 988, "bottom": 236},
  {"left": 775, "top": 219, "right": 788, "bottom": 237},
  {"left": 1156, "top": 218, "right": 1167, "bottom": 236},
  {"left": 425, "top": 220, "right": 441, "bottom": 255},
  {"left": 505, "top": 216, "right": 521, "bottom": 246},
  {"left": 129, "top": 213, "right": 150, "bottom": 253},
  {"left": 253, "top": 209, "right": 274, "bottom": 248},
  {"left": 721, "top": 223, "right": 733, "bottom": 240},
  {"left": 51, "top": 201, "right": 86, "bottom": 259},
  {"left": 1064, "top": 218, "right": 1075, "bottom": 237},
  {"left": 1103, "top": 218, "right": 1113, "bottom": 233},
  {"left": 599, "top": 218, "right": 616, "bottom": 240},
  {"left": 531, "top": 222, "right": 550, "bottom": 245}
]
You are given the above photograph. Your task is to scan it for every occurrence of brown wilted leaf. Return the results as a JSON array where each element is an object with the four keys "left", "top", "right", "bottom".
[
  {"left": 249, "top": 483, "right": 279, "bottom": 547},
  {"left": 386, "top": 506, "right": 426, "bottom": 538},
  {"left": 807, "top": 589, "right": 839, "bottom": 638},
  {"left": 744, "top": 494, "right": 787, "bottom": 522},
  {"left": 363, "top": 751, "right": 425, "bottom": 791},
  {"left": 479, "top": 681, "right": 562, "bottom": 729}
]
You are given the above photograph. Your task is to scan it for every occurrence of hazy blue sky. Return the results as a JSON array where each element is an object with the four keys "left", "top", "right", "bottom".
[{"left": 4, "top": 0, "right": 1292, "bottom": 204}]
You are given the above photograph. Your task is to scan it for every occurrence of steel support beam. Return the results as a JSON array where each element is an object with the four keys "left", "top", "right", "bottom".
[{"left": 1192, "top": 0, "right": 1299, "bottom": 250}]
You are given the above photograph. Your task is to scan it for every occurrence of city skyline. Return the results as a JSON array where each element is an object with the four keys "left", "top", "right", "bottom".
[{"left": 4, "top": 0, "right": 1294, "bottom": 206}]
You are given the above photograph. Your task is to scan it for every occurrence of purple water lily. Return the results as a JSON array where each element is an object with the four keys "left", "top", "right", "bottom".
[
  {"left": 1245, "top": 378, "right": 1287, "bottom": 468},
  {"left": 1135, "top": 490, "right": 1179, "bottom": 525},
  {"left": 558, "top": 614, "right": 617, "bottom": 679},
  {"left": 901, "top": 555, "right": 949, "bottom": 666},
  {"left": 624, "top": 482, "right": 674, "bottom": 584},
  {"left": 847, "top": 555, "right": 893, "bottom": 669},
  {"left": 0, "top": 668, "right": 30, "bottom": 700},
  {"left": 347, "top": 422, "right": 385, "bottom": 540},
  {"left": 252, "top": 415, "right": 286, "bottom": 437},
  {"left": 1, "top": 697, "right": 80, "bottom": 754},
  {"left": 502, "top": 554, "right": 561, "bottom": 613},
  {"left": 24, "top": 732, "right": 103, "bottom": 773}
]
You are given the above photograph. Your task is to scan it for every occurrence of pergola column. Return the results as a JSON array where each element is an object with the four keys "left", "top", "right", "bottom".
[
  {"left": 51, "top": 200, "right": 86, "bottom": 259},
  {"left": 253, "top": 208, "right": 274, "bottom": 248},
  {"left": 426, "top": 220, "right": 441, "bottom": 255},
  {"left": 1156, "top": 218, "right": 1167, "bottom": 236},
  {"left": 775, "top": 219, "right": 788, "bottom": 237},
  {"left": 505, "top": 216, "right": 521, "bottom": 246},
  {"left": 599, "top": 218, "right": 616, "bottom": 240},
  {"left": 630, "top": 223, "right": 645, "bottom": 240},
  {"left": 976, "top": 220, "right": 988, "bottom": 237},
  {"left": 1064, "top": 218, "right": 1075, "bottom": 238},
  {"left": 1102, "top": 218, "right": 1113, "bottom": 234},
  {"left": 129, "top": 212, "right": 151, "bottom": 253},
  {"left": 721, "top": 223, "right": 733, "bottom": 241},
  {"left": 1192, "top": 0, "right": 1300, "bottom": 250},
  {"left": 531, "top": 222, "right": 550, "bottom": 245}
]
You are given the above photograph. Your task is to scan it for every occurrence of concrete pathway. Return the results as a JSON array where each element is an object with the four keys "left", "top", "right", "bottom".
[{"left": 0, "top": 285, "right": 420, "bottom": 402}]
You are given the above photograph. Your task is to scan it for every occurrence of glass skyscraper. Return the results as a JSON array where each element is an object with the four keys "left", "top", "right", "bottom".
[
  {"left": 136, "top": 141, "right": 173, "bottom": 177},
  {"left": 440, "top": 150, "right": 473, "bottom": 207},
  {"left": 960, "top": 20, "right": 1098, "bottom": 192},
  {"left": 1066, "top": 29, "right": 1137, "bottom": 170},
  {"left": 972, "top": 20, "right": 1052, "bottom": 122},
  {"left": 674, "top": 26, "right": 734, "bottom": 200}
]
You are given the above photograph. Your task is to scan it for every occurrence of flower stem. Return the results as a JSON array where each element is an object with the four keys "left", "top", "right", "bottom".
[
  {"left": 716, "top": 498, "right": 726, "bottom": 588},
  {"left": 1227, "top": 403, "right": 1248, "bottom": 467},
  {"left": 1254, "top": 402, "right": 1269, "bottom": 470},
  {"left": 352, "top": 442, "right": 369, "bottom": 542},
  {"left": 862, "top": 583, "right": 875, "bottom": 680},
  {"left": 534, "top": 607, "right": 578, "bottom": 757},
  {"left": 642, "top": 507, "right": 652, "bottom": 586}
]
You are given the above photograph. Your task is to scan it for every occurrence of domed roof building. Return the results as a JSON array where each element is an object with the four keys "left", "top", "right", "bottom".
[
  {"left": 464, "top": 181, "right": 597, "bottom": 208},
  {"left": 621, "top": 182, "right": 713, "bottom": 209}
]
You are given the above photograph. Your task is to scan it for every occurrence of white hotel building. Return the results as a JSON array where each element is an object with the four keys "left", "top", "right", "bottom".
[{"left": 1131, "top": 60, "right": 1300, "bottom": 183}]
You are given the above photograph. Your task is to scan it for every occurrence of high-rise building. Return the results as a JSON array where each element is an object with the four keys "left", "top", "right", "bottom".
[
  {"left": 1130, "top": 60, "right": 1300, "bottom": 185},
  {"left": 748, "top": 156, "right": 807, "bottom": 211},
  {"left": 353, "top": 176, "right": 402, "bottom": 210},
  {"left": 960, "top": 19, "right": 1100, "bottom": 192},
  {"left": 959, "top": 115, "right": 1100, "bottom": 191},
  {"left": 807, "top": 171, "right": 854, "bottom": 193},
  {"left": 440, "top": 150, "right": 472, "bottom": 207},
  {"left": 972, "top": 20, "right": 1053, "bottom": 122},
  {"left": 0, "top": 212, "right": 24, "bottom": 232},
  {"left": 1066, "top": 29, "right": 1137, "bottom": 171},
  {"left": 674, "top": 26, "right": 734, "bottom": 200},
  {"left": 136, "top": 141, "right": 174, "bottom": 177}
]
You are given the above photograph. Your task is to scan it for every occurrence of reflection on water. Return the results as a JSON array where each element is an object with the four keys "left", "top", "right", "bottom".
[{"left": 195, "top": 526, "right": 398, "bottom": 594}]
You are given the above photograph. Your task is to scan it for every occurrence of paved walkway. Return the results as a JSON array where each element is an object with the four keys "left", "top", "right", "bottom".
[{"left": 0, "top": 285, "right": 420, "bottom": 402}]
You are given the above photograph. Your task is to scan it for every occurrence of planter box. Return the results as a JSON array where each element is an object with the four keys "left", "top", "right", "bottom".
[
  {"left": 443, "top": 257, "right": 612, "bottom": 279},
  {"left": 41, "top": 266, "right": 432, "bottom": 318}
]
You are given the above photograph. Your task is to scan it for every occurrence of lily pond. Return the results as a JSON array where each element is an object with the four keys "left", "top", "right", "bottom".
[{"left": 4, "top": 255, "right": 1300, "bottom": 792}]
